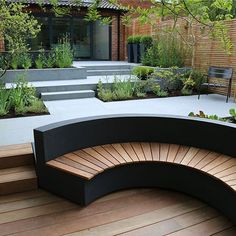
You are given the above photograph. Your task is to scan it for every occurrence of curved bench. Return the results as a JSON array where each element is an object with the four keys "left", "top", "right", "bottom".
[{"left": 33, "top": 114, "right": 236, "bottom": 223}]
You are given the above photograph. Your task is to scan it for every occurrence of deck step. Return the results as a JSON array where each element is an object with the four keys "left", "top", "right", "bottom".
[
  {"left": 87, "top": 69, "right": 132, "bottom": 76},
  {"left": 0, "top": 165, "right": 37, "bottom": 195},
  {"left": 41, "top": 90, "right": 95, "bottom": 101},
  {"left": 0, "top": 144, "right": 34, "bottom": 169}
]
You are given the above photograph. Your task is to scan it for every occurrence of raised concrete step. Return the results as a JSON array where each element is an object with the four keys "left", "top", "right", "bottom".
[
  {"left": 87, "top": 69, "right": 132, "bottom": 76},
  {"left": 0, "top": 165, "right": 37, "bottom": 195},
  {"left": 0, "top": 144, "right": 34, "bottom": 169},
  {"left": 83, "top": 65, "right": 134, "bottom": 71},
  {"left": 41, "top": 90, "right": 95, "bottom": 101}
]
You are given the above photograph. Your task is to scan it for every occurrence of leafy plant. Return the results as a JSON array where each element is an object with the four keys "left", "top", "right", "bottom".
[
  {"left": 112, "top": 77, "right": 133, "bottom": 100},
  {"left": 53, "top": 36, "right": 73, "bottom": 68},
  {"left": 188, "top": 111, "right": 224, "bottom": 121},
  {"left": 152, "top": 84, "right": 168, "bottom": 97},
  {"left": 0, "top": 85, "right": 10, "bottom": 116},
  {"left": 97, "top": 80, "right": 114, "bottom": 102},
  {"left": 20, "top": 52, "right": 32, "bottom": 69},
  {"left": 45, "top": 52, "right": 55, "bottom": 68},
  {"left": 10, "top": 53, "right": 21, "bottom": 70},
  {"left": 229, "top": 108, "right": 236, "bottom": 121},
  {"left": 127, "top": 36, "right": 134, "bottom": 44},
  {"left": 132, "top": 66, "right": 154, "bottom": 80},
  {"left": 140, "top": 36, "right": 153, "bottom": 48},
  {"left": 141, "top": 41, "right": 159, "bottom": 67},
  {"left": 35, "top": 51, "right": 46, "bottom": 69}
]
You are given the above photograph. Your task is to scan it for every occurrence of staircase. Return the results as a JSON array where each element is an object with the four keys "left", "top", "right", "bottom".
[
  {"left": 0, "top": 144, "right": 37, "bottom": 195},
  {"left": 37, "top": 64, "right": 134, "bottom": 101}
]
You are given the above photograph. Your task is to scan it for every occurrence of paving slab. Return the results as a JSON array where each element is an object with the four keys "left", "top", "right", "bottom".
[{"left": 0, "top": 94, "right": 235, "bottom": 146}]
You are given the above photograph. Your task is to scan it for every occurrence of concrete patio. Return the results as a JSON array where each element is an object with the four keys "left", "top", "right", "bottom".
[{"left": 0, "top": 94, "right": 235, "bottom": 146}]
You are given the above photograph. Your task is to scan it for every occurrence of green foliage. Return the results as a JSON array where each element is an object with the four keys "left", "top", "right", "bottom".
[
  {"left": 45, "top": 52, "right": 55, "bottom": 68},
  {"left": 157, "top": 29, "right": 187, "bottom": 68},
  {"left": 127, "top": 35, "right": 142, "bottom": 44},
  {"left": 140, "top": 35, "right": 153, "bottom": 48},
  {"left": 188, "top": 110, "right": 224, "bottom": 121},
  {"left": 0, "top": 75, "right": 47, "bottom": 117},
  {"left": 53, "top": 36, "right": 73, "bottom": 68},
  {"left": 0, "top": 1, "right": 40, "bottom": 54},
  {"left": 97, "top": 80, "right": 114, "bottom": 102},
  {"left": 0, "top": 85, "right": 11, "bottom": 116},
  {"left": 132, "top": 66, "right": 154, "bottom": 79},
  {"left": 141, "top": 42, "right": 159, "bottom": 66},
  {"left": 20, "top": 53, "right": 32, "bottom": 69},
  {"left": 229, "top": 108, "right": 236, "bottom": 120},
  {"left": 127, "top": 36, "right": 134, "bottom": 44},
  {"left": 35, "top": 51, "right": 46, "bottom": 69},
  {"left": 152, "top": 84, "right": 168, "bottom": 97},
  {"left": 112, "top": 77, "right": 133, "bottom": 100}
]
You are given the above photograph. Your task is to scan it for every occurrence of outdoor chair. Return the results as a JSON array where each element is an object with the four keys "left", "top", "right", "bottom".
[{"left": 198, "top": 66, "right": 233, "bottom": 103}]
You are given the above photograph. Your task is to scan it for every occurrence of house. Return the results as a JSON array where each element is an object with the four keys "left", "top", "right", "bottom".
[{"left": 3, "top": 0, "right": 127, "bottom": 61}]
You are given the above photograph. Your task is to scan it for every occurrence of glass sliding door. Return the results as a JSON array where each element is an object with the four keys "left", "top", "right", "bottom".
[
  {"left": 72, "top": 19, "right": 91, "bottom": 59},
  {"left": 92, "top": 20, "right": 110, "bottom": 60},
  {"left": 51, "top": 17, "right": 71, "bottom": 47},
  {"left": 31, "top": 17, "right": 50, "bottom": 50}
]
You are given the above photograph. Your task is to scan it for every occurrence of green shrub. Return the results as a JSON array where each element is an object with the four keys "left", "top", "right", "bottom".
[
  {"left": 140, "top": 35, "right": 153, "bottom": 48},
  {"left": 127, "top": 36, "right": 134, "bottom": 44},
  {"left": 157, "top": 30, "right": 187, "bottom": 68},
  {"left": 152, "top": 84, "right": 168, "bottom": 97},
  {"left": 181, "top": 88, "right": 193, "bottom": 95},
  {"left": 132, "top": 35, "right": 142, "bottom": 43},
  {"left": 97, "top": 80, "right": 114, "bottom": 102},
  {"left": 20, "top": 53, "right": 32, "bottom": 69},
  {"left": 0, "top": 85, "right": 11, "bottom": 116},
  {"left": 10, "top": 53, "right": 21, "bottom": 69},
  {"left": 45, "top": 52, "right": 55, "bottom": 68},
  {"left": 35, "top": 51, "right": 46, "bottom": 69},
  {"left": 53, "top": 36, "right": 73, "bottom": 68},
  {"left": 132, "top": 66, "right": 154, "bottom": 80},
  {"left": 112, "top": 77, "right": 133, "bottom": 100},
  {"left": 16, "top": 99, "right": 47, "bottom": 114},
  {"left": 141, "top": 42, "right": 159, "bottom": 66}
]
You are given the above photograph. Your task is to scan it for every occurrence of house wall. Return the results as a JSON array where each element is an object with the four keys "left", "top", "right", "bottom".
[{"left": 0, "top": 5, "right": 125, "bottom": 61}]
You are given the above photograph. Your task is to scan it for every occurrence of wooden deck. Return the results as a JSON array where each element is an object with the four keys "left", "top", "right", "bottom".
[{"left": 0, "top": 188, "right": 235, "bottom": 236}]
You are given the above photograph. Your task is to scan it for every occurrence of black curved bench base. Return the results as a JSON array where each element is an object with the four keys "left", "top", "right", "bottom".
[{"left": 37, "top": 162, "right": 236, "bottom": 224}]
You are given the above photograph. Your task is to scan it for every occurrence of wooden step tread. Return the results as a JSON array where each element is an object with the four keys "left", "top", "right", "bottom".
[
  {"left": 0, "top": 143, "right": 33, "bottom": 169},
  {"left": 46, "top": 142, "right": 236, "bottom": 191},
  {"left": 0, "top": 165, "right": 37, "bottom": 195},
  {"left": 0, "top": 166, "right": 36, "bottom": 183}
]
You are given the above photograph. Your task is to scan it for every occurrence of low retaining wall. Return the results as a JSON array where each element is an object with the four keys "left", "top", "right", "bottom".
[{"left": 2, "top": 67, "right": 87, "bottom": 83}]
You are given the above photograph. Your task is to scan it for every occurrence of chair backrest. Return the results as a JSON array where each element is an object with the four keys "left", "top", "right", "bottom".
[{"left": 208, "top": 66, "right": 233, "bottom": 80}]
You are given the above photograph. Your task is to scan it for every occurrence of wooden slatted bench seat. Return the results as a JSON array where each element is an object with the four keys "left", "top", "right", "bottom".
[
  {"left": 46, "top": 142, "right": 236, "bottom": 192},
  {"left": 33, "top": 115, "right": 236, "bottom": 224}
]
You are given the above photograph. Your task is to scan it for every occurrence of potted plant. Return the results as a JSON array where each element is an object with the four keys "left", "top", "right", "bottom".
[
  {"left": 127, "top": 36, "right": 134, "bottom": 63},
  {"left": 132, "top": 35, "right": 142, "bottom": 63}
]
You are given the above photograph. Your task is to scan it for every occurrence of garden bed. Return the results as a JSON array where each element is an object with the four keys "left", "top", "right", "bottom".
[{"left": 0, "top": 108, "right": 49, "bottom": 120}]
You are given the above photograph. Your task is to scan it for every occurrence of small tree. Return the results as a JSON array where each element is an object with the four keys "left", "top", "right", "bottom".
[
  {"left": 116, "top": 0, "right": 234, "bottom": 67},
  {"left": 0, "top": 0, "right": 40, "bottom": 77}
]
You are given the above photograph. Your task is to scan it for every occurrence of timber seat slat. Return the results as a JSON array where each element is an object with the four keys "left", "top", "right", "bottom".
[
  {"left": 167, "top": 144, "right": 179, "bottom": 162},
  {"left": 92, "top": 146, "right": 120, "bottom": 165},
  {"left": 130, "top": 143, "right": 146, "bottom": 161},
  {"left": 188, "top": 149, "right": 210, "bottom": 167},
  {"left": 121, "top": 143, "right": 139, "bottom": 162},
  {"left": 83, "top": 148, "right": 114, "bottom": 167},
  {"left": 73, "top": 150, "right": 107, "bottom": 169},
  {"left": 64, "top": 153, "right": 103, "bottom": 172},
  {"left": 150, "top": 142, "right": 160, "bottom": 161},
  {"left": 141, "top": 143, "right": 153, "bottom": 161},
  {"left": 46, "top": 142, "right": 236, "bottom": 191},
  {"left": 159, "top": 143, "right": 169, "bottom": 161},
  {"left": 101, "top": 144, "right": 126, "bottom": 164},
  {"left": 201, "top": 155, "right": 231, "bottom": 172}
]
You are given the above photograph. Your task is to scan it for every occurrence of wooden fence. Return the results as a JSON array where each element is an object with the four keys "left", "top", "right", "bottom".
[{"left": 126, "top": 18, "right": 236, "bottom": 96}]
